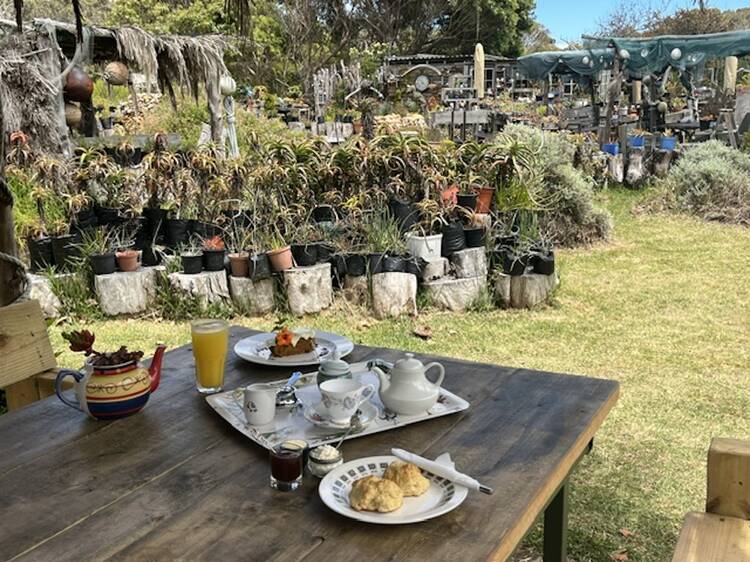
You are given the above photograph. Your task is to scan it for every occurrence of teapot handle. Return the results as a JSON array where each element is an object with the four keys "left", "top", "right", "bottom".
[
  {"left": 55, "top": 369, "right": 85, "bottom": 411},
  {"left": 424, "top": 363, "right": 445, "bottom": 388}
]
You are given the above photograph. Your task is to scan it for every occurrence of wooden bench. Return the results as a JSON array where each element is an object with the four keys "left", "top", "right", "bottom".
[
  {"left": 0, "top": 300, "right": 64, "bottom": 411},
  {"left": 673, "top": 438, "right": 750, "bottom": 561}
]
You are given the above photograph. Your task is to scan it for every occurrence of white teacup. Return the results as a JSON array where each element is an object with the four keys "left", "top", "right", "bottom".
[
  {"left": 319, "top": 379, "right": 375, "bottom": 423},
  {"left": 243, "top": 383, "right": 277, "bottom": 426}
]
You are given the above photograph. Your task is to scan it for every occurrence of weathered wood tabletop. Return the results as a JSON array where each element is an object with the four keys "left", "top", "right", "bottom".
[{"left": 0, "top": 327, "right": 619, "bottom": 562}]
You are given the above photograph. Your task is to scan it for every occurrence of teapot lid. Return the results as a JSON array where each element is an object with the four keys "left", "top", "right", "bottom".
[
  {"left": 319, "top": 350, "right": 350, "bottom": 376},
  {"left": 393, "top": 353, "right": 424, "bottom": 373}
]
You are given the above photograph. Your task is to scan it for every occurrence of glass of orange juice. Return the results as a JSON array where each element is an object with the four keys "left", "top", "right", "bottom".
[{"left": 191, "top": 319, "right": 229, "bottom": 394}]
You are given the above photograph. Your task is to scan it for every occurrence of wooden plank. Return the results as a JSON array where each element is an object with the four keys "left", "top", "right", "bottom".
[
  {"left": 672, "top": 512, "right": 750, "bottom": 562},
  {"left": 0, "top": 300, "right": 56, "bottom": 387},
  {"left": 707, "top": 437, "right": 750, "bottom": 519},
  {"left": 0, "top": 327, "right": 619, "bottom": 562},
  {"left": 5, "top": 378, "right": 40, "bottom": 411}
]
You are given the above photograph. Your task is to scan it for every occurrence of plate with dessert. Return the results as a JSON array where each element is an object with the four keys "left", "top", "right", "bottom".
[
  {"left": 233, "top": 327, "right": 354, "bottom": 367},
  {"left": 319, "top": 455, "right": 468, "bottom": 524}
]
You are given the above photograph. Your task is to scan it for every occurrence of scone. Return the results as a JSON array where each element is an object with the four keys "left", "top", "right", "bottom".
[
  {"left": 383, "top": 461, "right": 430, "bottom": 497},
  {"left": 349, "top": 476, "right": 404, "bottom": 512}
]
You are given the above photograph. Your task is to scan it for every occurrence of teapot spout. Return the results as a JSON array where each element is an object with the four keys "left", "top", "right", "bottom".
[{"left": 148, "top": 344, "right": 167, "bottom": 393}]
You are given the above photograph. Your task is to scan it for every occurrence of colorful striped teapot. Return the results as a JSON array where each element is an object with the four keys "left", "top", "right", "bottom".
[{"left": 55, "top": 345, "right": 166, "bottom": 420}]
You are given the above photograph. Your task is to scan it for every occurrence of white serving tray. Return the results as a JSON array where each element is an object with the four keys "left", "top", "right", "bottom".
[{"left": 206, "top": 362, "right": 470, "bottom": 451}]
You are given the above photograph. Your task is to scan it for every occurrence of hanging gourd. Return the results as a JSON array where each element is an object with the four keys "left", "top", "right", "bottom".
[
  {"left": 104, "top": 61, "right": 129, "bottom": 86},
  {"left": 64, "top": 67, "right": 94, "bottom": 102},
  {"left": 220, "top": 75, "right": 237, "bottom": 96}
]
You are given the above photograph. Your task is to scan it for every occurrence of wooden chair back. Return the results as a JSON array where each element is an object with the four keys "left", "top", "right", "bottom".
[{"left": 0, "top": 300, "right": 58, "bottom": 411}]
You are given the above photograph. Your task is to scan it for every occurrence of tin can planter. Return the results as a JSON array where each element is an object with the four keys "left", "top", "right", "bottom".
[
  {"left": 532, "top": 251, "right": 555, "bottom": 275},
  {"left": 474, "top": 187, "right": 495, "bottom": 214},
  {"left": 345, "top": 253, "right": 366, "bottom": 277},
  {"left": 291, "top": 243, "right": 318, "bottom": 267},
  {"left": 166, "top": 219, "right": 191, "bottom": 249},
  {"left": 457, "top": 193, "right": 477, "bottom": 211},
  {"left": 203, "top": 249, "right": 226, "bottom": 272},
  {"left": 90, "top": 252, "right": 116, "bottom": 275},
  {"left": 181, "top": 253, "right": 203, "bottom": 274},
  {"left": 116, "top": 249, "right": 141, "bottom": 272},
  {"left": 229, "top": 252, "right": 249, "bottom": 277},
  {"left": 27, "top": 237, "right": 54, "bottom": 272},
  {"left": 267, "top": 246, "right": 293, "bottom": 272},
  {"left": 406, "top": 233, "right": 443, "bottom": 261},
  {"left": 369, "top": 253, "right": 385, "bottom": 275},
  {"left": 464, "top": 227, "right": 486, "bottom": 248},
  {"left": 441, "top": 222, "right": 466, "bottom": 257},
  {"left": 382, "top": 255, "right": 406, "bottom": 273},
  {"left": 249, "top": 253, "right": 272, "bottom": 279}
]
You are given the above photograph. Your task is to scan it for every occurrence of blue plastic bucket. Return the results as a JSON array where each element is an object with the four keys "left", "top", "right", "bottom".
[
  {"left": 628, "top": 136, "right": 645, "bottom": 149},
  {"left": 660, "top": 136, "right": 677, "bottom": 151},
  {"left": 602, "top": 143, "right": 619, "bottom": 156}
]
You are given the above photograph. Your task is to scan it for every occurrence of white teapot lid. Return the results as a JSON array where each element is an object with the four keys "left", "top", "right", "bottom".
[{"left": 392, "top": 353, "right": 425, "bottom": 373}]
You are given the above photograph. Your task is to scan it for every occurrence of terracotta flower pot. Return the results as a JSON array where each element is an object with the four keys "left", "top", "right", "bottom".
[
  {"left": 229, "top": 252, "right": 249, "bottom": 277},
  {"left": 267, "top": 245, "right": 293, "bottom": 272},
  {"left": 441, "top": 185, "right": 459, "bottom": 207},
  {"left": 474, "top": 187, "right": 495, "bottom": 214},
  {"left": 116, "top": 250, "right": 141, "bottom": 272}
]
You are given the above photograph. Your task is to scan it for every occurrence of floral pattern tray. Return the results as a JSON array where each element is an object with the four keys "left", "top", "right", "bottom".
[{"left": 205, "top": 362, "right": 470, "bottom": 451}]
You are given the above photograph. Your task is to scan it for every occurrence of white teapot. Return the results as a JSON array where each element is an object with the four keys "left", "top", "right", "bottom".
[{"left": 371, "top": 353, "right": 445, "bottom": 415}]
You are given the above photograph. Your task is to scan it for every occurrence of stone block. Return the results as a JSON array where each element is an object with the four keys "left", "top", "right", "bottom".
[
  {"left": 450, "top": 247, "right": 487, "bottom": 279},
  {"left": 493, "top": 272, "right": 511, "bottom": 307},
  {"left": 510, "top": 272, "right": 559, "bottom": 309},
  {"left": 371, "top": 272, "right": 417, "bottom": 319},
  {"left": 421, "top": 257, "right": 449, "bottom": 282},
  {"left": 168, "top": 270, "right": 229, "bottom": 305},
  {"left": 283, "top": 263, "right": 333, "bottom": 317},
  {"left": 422, "top": 276, "right": 486, "bottom": 312},
  {"left": 26, "top": 274, "right": 61, "bottom": 318},
  {"left": 94, "top": 267, "right": 163, "bottom": 316},
  {"left": 343, "top": 275, "right": 368, "bottom": 306},
  {"left": 229, "top": 276, "right": 274, "bottom": 315}
]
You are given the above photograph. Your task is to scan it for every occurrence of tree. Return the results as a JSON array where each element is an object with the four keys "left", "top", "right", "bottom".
[
  {"left": 522, "top": 21, "right": 556, "bottom": 54},
  {"left": 651, "top": 8, "right": 730, "bottom": 35}
]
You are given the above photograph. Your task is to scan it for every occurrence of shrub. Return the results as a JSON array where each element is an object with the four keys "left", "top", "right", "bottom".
[{"left": 658, "top": 141, "right": 750, "bottom": 225}]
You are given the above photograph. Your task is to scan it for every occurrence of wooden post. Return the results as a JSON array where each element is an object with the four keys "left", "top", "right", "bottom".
[
  {"left": 604, "top": 53, "right": 621, "bottom": 144},
  {"left": 706, "top": 437, "right": 750, "bottom": 519},
  {"left": 206, "top": 75, "right": 225, "bottom": 158}
]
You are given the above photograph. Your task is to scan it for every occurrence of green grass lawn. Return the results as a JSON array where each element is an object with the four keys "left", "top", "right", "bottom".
[{"left": 49, "top": 187, "right": 750, "bottom": 562}]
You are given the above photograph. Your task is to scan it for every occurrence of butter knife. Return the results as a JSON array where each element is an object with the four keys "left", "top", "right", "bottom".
[{"left": 391, "top": 448, "right": 494, "bottom": 495}]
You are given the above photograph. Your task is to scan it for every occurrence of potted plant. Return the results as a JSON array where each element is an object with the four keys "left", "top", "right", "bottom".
[
  {"left": 180, "top": 238, "right": 204, "bottom": 274},
  {"left": 456, "top": 173, "right": 480, "bottom": 211},
  {"left": 165, "top": 169, "right": 197, "bottom": 248},
  {"left": 142, "top": 134, "right": 180, "bottom": 244},
  {"left": 85, "top": 227, "right": 116, "bottom": 276},
  {"left": 227, "top": 225, "right": 250, "bottom": 278},
  {"left": 530, "top": 235, "right": 555, "bottom": 275},
  {"left": 361, "top": 212, "right": 406, "bottom": 274},
  {"left": 440, "top": 204, "right": 466, "bottom": 257},
  {"left": 290, "top": 223, "right": 320, "bottom": 267},
  {"left": 406, "top": 199, "right": 444, "bottom": 261},
  {"left": 112, "top": 228, "right": 141, "bottom": 272},
  {"left": 266, "top": 229, "right": 293, "bottom": 272},
  {"left": 459, "top": 208, "right": 487, "bottom": 249},
  {"left": 202, "top": 235, "right": 226, "bottom": 272}
]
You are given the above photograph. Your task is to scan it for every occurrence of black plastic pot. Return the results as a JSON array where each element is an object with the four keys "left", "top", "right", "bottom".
[
  {"left": 498, "top": 230, "right": 519, "bottom": 250},
  {"left": 73, "top": 206, "right": 98, "bottom": 232},
  {"left": 191, "top": 220, "right": 222, "bottom": 241},
  {"left": 331, "top": 254, "right": 347, "bottom": 288},
  {"left": 388, "top": 198, "right": 418, "bottom": 233},
  {"left": 291, "top": 243, "right": 318, "bottom": 267},
  {"left": 130, "top": 217, "right": 150, "bottom": 250},
  {"left": 532, "top": 251, "right": 555, "bottom": 275},
  {"left": 382, "top": 255, "right": 406, "bottom": 273},
  {"left": 27, "top": 237, "right": 54, "bottom": 272},
  {"left": 222, "top": 209, "right": 252, "bottom": 229},
  {"left": 368, "top": 253, "right": 385, "bottom": 275},
  {"left": 345, "top": 253, "right": 366, "bottom": 277},
  {"left": 142, "top": 246, "right": 163, "bottom": 267},
  {"left": 312, "top": 206, "right": 337, "bottom": 224},
  {"left": 464, "top": 227, "right": 486, "bottom": 248},
  {"left": 503, "top": 250, "right": 529, "bottom": 276},
  {"left": 457, "top": 193, "right": 478, "bottom": 211},
  {"left": 249, "top": 253, "right": 272, "bottom": 280},
  {"left": 317, "top": 243, "right": 335, "bottom": 263},
  {"left": 404, "top": 254, "right": 423, "bottom": 277},
  {"left": 143, "top": 207, "right": 167, "bottom": 243},
  {"left": 95, "top": 206, "right": 123, "bottom": 227},
  {"left": 166, "top": 219, "right": 191, "bottom": 249},
  {"left": 51, "top": 233, "right": 81, "bottom": 271},
  {"left": 203, "top": 249, "right": 226, "bottom": 271},
  {"left": 181, "top": 253, "right": 203, "bottom": 274},
  {"left": 90, "top": 252, "right": 116, "bottom": 275},
  {"left": 441, "top": 222, "right": 466, "bottom": 257}
]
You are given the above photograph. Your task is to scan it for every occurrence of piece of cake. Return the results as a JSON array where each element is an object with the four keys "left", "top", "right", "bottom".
[
  {"left": 383, "top": 461, "right": 430, "bottom": 497},
  {"left": 349, "top": 476, "right": 404, "bottom": 513},
  {"left": 270, "top": 327, "right": 316, "bottom": 357}
]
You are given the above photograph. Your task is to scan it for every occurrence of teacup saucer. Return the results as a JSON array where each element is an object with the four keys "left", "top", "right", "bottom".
[{"left": 303, "top": 401, "right": 378, "bottom": 430}]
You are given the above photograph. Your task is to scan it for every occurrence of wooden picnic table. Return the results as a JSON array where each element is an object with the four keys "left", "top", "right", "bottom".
[{"left": 0, "top": 326, "right": 619, "bottom": 562}]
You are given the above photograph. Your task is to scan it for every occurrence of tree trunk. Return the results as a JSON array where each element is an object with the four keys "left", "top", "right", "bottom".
[{"left": 1, "top": 93, "right": 25, "bottom": 307}]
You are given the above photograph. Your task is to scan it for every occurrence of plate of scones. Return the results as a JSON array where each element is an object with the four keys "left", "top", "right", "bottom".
[{"left": 319, "top": 456, "right": 468, "bottom": 524}]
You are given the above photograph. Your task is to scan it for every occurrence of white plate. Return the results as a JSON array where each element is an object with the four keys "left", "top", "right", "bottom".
[
  {"left": 233, "top": 331, "right": 354, "bottom": 367},
  {"left": 302, "top": 401, "right": 378, "bottom": 430},
  {"left": 319, "top": 455, "right": 468, "bottom": 525}
]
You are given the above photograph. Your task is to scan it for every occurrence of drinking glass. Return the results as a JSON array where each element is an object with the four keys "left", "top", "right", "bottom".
[
  {"left": 190, "top": 319, "right": 229, "bottom": 394},
  {"left": 269, "top": 442, "right": 305, "bottom": 491}
]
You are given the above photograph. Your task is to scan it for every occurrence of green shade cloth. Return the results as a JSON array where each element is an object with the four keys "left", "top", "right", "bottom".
[{"left": 517, "top": 48, "right": 615, "bottom": 80}]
